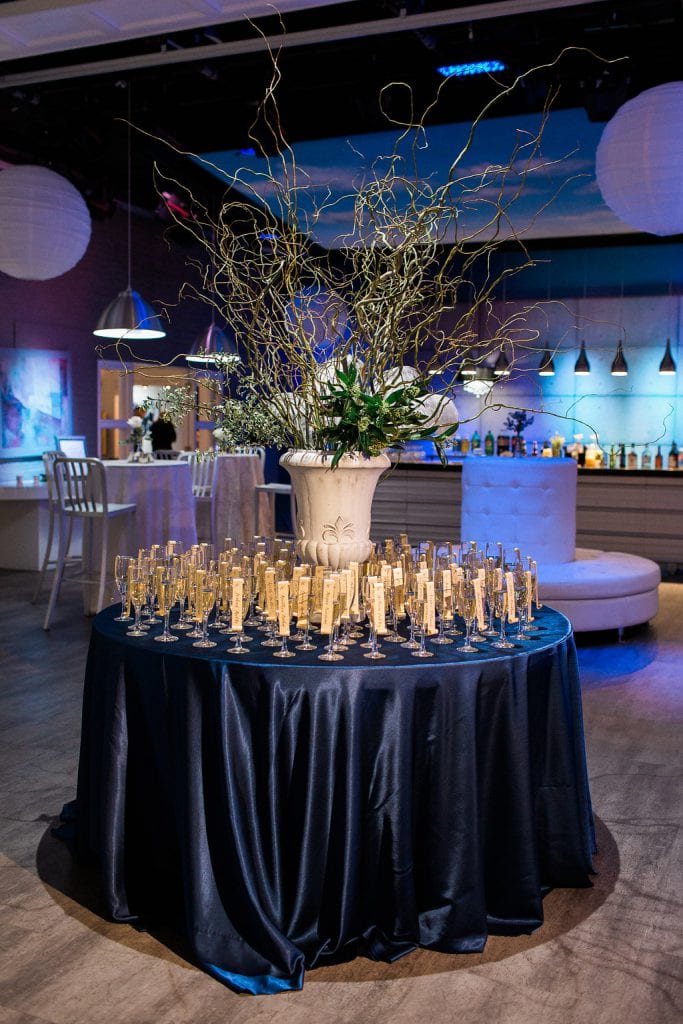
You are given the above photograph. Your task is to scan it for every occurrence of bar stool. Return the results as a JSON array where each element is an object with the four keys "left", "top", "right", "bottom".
[
  {"left": 43, "top": 457, "right": 136, "bottom": 630},
  {"left": 254, "top": 482, "right": 296, "bottom": 537},
  {"left": 32, "top": 450, "right": 79, "bottom": 604}
]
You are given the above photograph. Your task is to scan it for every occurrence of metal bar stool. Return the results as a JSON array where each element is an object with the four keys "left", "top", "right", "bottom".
[{"left": 43, "top": 457, "right": 136, "bottom": 630}]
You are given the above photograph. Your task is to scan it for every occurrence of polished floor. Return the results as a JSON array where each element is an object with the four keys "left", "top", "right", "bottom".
[{"left": 0, "top": 570, "right": 681, "bottom": 1024}]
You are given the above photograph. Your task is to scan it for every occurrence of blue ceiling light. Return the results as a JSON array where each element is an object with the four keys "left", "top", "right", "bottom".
[{"left": 436, "top": 60, "right": 507, "bottom": 78}]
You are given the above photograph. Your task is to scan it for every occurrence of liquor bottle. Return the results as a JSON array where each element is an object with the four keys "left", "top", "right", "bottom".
[
  {"left": 641, "top": 444, "right": 652, "bottom": 470},
  {"left": 626, "top": 444, "right": 637, "bottom": 470},
  {"left": 531, "top": 440, "right": 539, "bottom": 457},
  {"left": 619, "top": 443, "right": 626, "bottom": 469},
  {"left": 484, "top": 430, "right": 495, "bottom": 455},
  {"left": 668, "top": 441, "right": 679, "bottom": 470},
  {"left": 654, "top": 445, "right": 663, "bottom": 470},
  {"left": 496, "top": 433, "right": 510, "bottom": 455},
  {"left": 471, "top": 430, "right": 481, "bottom": 453},
  {"left": 608, "top": 445, "right": 617, "bottom": 470},
  {"left": 461, "top": 435, "right": 470, "bottom": 455}
]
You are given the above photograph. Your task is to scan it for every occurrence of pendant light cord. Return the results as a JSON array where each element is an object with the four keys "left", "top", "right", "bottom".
[{"left": 126, "top": 83, "right": 132, "bottom": 292}]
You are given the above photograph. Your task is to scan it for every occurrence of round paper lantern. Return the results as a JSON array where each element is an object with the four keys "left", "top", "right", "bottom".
[
  {"left": 0, "top": 165, "right": 92, "bottom": 280},
  {"left": 596, "top": 82, "right": 683, "bottom": 236}
]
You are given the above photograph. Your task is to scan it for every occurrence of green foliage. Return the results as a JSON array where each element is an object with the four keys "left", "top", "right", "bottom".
[{"left": 317, "top": 361, "right": 458, "bottom": 468}]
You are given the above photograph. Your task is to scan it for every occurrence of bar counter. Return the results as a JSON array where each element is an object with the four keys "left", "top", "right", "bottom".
[{"left": 370, "top": 458, "right": 683, "bottom": 566}]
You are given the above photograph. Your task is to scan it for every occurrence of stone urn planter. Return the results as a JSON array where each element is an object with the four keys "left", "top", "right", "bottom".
[{"left": 279, "top": 449, "right": 391, "bottom": 569}]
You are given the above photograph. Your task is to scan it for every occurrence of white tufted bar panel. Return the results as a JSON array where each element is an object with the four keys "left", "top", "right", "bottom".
[
  {"left": 458, "top": 456, "right": 661, "bottom": 633},
  {"left": 460, "top": 457, "right": 577, "bottom": 564}
]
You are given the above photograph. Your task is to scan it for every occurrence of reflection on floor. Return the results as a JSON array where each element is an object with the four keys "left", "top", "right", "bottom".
[{"left": 1, "top": 570, "right": 681, "bottom": 1024}]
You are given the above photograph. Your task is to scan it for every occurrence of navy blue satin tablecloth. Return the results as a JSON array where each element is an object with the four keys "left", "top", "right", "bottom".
[{"left": 74, "top": 605, "right": 594, "bottom": 994}]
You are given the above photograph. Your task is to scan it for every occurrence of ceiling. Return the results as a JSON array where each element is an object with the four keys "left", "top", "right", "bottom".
[{"left": 0, "top": 0, "right": 681, "bottom": 230}]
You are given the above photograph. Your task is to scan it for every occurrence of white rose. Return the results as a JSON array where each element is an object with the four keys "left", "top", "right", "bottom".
[
  {"left": 127, "top": 415, "right": 143, "bottom": 429},
  {"left": 213, "top": 426, "right": 229, "bottom": 442}
]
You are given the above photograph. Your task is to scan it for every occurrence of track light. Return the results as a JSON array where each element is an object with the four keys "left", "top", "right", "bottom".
[
  {"left": 574, "top": 340, "right": 590, "bottom": 375},
  {"left": 659, "top": 338, "right": 677, "bottom": 375},
  {"left": 610, "top": 340, "right": 628, "bottom": 376}
]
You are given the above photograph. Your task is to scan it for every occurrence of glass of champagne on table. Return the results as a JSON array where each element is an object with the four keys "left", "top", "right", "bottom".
[
  {"left": 192, "top": 573, "right": 218, "bottom": 648},
  {"left": 126, "top": 568, "right": 149, "bottom": 638},
  {"left": 455, "top": 581, "right": 478, "bottom": 654},
  {"left": 154, "top": 571, "right": 179, "bottom": 643},
  {"left": 113, "top": 555, "right": 134, "bottom": 622}
]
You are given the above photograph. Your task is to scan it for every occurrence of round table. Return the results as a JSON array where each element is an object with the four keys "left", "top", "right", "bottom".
[
  {"left": 73, "top": 604, "right": 594, "bottom": 995},
  {"left": 103, "top": 460, "right": 198, "bottom": 553}
]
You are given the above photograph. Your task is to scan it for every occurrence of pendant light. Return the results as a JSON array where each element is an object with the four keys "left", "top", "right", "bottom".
[
  {"left": 93, "top": 86, "right": 165, "bottom": 341},
  {"left": 659, "top": 338, "right": 677, "bottom": 375},
  {"left": 493, "top": 349, "right": 510, "bottom": 375},
  {"left": 186, "top": 321, "right": 238, "bottom": 367},
  {"left": 610, "top": 339, "right": 629, "bottom": 376},
  {"left": 537, "top": 348, "right": 555, "bottom": 376},
  {"left": 574, "top": 340, "right": 591, "bottom": 375}
]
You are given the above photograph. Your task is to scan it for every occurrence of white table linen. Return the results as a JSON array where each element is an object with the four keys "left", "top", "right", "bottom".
[{"left": 197, "top": 453, "right": 270, "bottom": 548}]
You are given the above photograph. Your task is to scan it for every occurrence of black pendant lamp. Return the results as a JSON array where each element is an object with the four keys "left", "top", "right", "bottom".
[
  {"left": 93, "top": 90, "right": 165, "bottom": 341},
  {"left": 537, "top": 348, "right": 555, "bottom": 376},
  {"left": 610, "top": 339, "right": 629, "bottom": 376},
  {"left": 659, "top": 338, "right": 677, "bottom": 375},
  {"left": 574, "top": 340, "right": 591, "bottom": 375}
]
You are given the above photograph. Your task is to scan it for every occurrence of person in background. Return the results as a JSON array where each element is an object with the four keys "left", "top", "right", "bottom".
[{"left": 150, "top": 411, "right": 177, "bottom": 452}]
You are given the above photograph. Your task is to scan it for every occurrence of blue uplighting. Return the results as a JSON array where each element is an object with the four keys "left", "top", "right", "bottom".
[
  {"left": 238, "top": 147, "right": 257, "bottom": 157},
  {"left": 437, "top": 60, "right": 507, "bottom": 78}
]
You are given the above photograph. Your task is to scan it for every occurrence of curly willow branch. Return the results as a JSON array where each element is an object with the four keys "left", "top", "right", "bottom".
[{"left": 116, "top": 40, "right": 623, "bottom": 452}]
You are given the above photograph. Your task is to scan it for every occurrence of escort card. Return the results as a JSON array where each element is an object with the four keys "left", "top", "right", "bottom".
[
  {"left": 372, "top": 579, "right": 387, "bottom": 634},
  {"left": 472, "top": 576, "right": 485, "bottom": 627},
  {"left": 297, "top": 575, "right": 311, "bottom": 626},
  {"left": 264, "top": 567, "right": 277, "bottom": 621},
  {"left": 277, "top": 579, "right": 291, "bottom": 636},
  {"left": 505, "top": 571, "right": 517, "bottom": 622},
  {"left": 231, "top": 577, "right": 244, "bottom": 631},
  {"left": 319, "top": 577, "right": 336, "bottom": 635},
  {"left": 349, "top": 561, "right": 360, "bottom": 614},
  {"left": 424, "top": 579, "right": 436, "bottom": 634}
]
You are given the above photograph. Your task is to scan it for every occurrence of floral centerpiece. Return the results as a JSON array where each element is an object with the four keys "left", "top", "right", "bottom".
[
  {"left": 129, "top": 46, "right": 593, "bottom": 564},
  {"left": 125, "top": 411, "right": 153, "bottom": 462}
]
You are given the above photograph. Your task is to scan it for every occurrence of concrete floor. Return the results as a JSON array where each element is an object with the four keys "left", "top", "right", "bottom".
[{"left": 0, "top": 570, "right": 681, "bottom": 1024}]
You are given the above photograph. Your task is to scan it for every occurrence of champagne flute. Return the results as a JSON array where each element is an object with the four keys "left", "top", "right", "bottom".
[
  {"left": 319, "top": 598, "right": 343, "bottom": 661},
  {"left": 113, "top": 555, "right": 134, "bottom": 622},
  {"left": 411, "top": 598, "right": 434, "bottom": 658},
  {"left": 192, "top": 578, "right": 217, "bottom": 648},
  {"left": 490, "top": 586, "right": 515, "bottom": 650},
  {"left": 401, "top": 588, "right": 420, "bottom": 650},
  {"left": 455, "top": 583, "right": 478, "bottom": 653},
  {"left": 126, "top": 571, "right": 148, "bottom": 638},
  {"left": 154, "top": 574, "right": 178, "bottom": 643}
]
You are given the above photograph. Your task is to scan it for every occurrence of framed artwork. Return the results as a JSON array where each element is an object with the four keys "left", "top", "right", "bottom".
[{"left": 0, "top": 348, "right": 71, "bottom": 456}]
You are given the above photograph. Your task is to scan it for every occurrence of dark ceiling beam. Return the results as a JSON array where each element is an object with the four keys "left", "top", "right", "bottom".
[{"left": 0, "top": 0, "right": 615, "bottom": 89}]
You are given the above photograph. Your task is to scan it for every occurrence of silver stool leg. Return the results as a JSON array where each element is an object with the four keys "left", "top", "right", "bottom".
[
  {"left": 43, "top": 514, "right": 70, "bottom": 631},
  {"left": 32, "top": 501, "right": 55, "bottom": 604}
]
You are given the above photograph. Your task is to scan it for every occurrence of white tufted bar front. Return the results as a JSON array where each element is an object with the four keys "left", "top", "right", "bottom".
[{"left": 460, "top": 456, "right": 661, "bottom": 633}]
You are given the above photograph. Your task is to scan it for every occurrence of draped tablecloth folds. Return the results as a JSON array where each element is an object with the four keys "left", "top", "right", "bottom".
[
  {"left": 203, "top": 453, "right": 270, "bottom": 548},
  {"left": 72, "top": 604, "right": 595, "bottom": 995}
]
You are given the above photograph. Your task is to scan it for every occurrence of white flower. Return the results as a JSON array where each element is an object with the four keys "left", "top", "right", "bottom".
[
  {"left": 419, "top": 393, "right": 459, "bottom": 427},
  {"left": 213, "top": 426, "right": 229, "bottom": 442},
  {"left": 127, "top": 415, "right": 143, "bottom": 429}
]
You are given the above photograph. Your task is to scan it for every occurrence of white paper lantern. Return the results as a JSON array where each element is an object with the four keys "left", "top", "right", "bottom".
[
  {"left": 596, "top": 82, "right": 683, "bottom": 237},
  {"left": 0, "top": 165, "right": 92, "bottom": 280}
]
